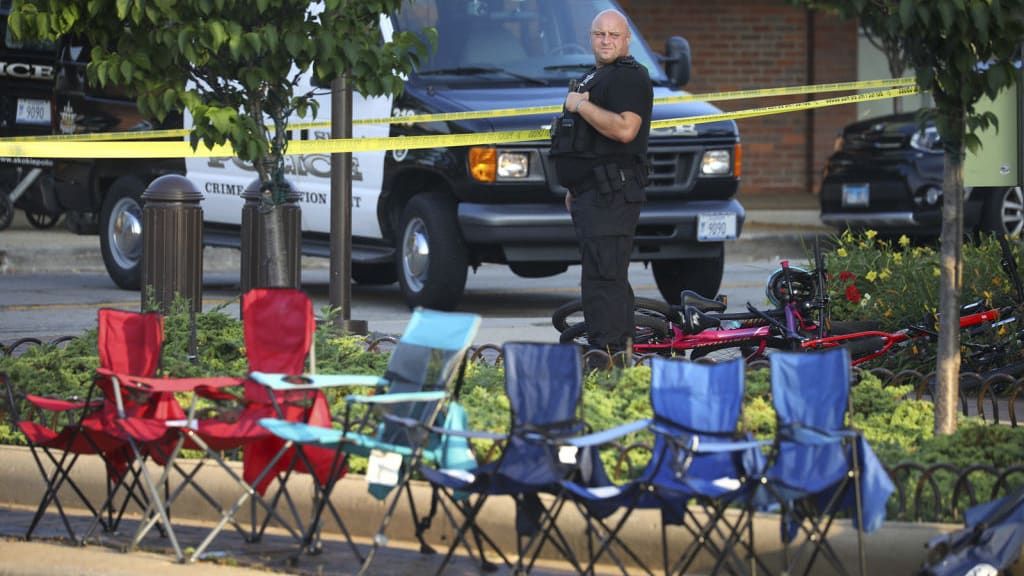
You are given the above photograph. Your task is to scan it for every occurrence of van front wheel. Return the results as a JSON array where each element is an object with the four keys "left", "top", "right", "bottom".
[
  {"left": 396, "top": 193, "right": 468, "bottom": 310},
  {"left": 100, "top": 177, "right": 145, "bottom": 290}
]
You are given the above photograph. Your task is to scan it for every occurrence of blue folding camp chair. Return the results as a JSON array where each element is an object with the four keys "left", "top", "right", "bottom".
[
  {"left": 561, "top": 356, "right": 769, "bottom": 575},
  {"left": 254, "top": 307, "right": 481, "bottom": 574},
  {"left": 418, "top": 341, "right": 611, "bottom": 575},
  {"left": 921, "top": 485, "right": 1024, "bottom": 576},
  {"left": 760, "top": 348, "right": 895, "bottom": 576}
]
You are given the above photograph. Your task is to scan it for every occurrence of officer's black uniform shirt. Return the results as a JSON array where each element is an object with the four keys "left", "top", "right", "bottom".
[{"left": 555, "top": 57, "right": 653, "bottom": 186}]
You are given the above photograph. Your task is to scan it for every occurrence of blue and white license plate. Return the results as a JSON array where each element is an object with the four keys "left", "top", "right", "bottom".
[
  {"left": 697, "top": 212, "right": 737, "bottom": 242},
  {"left": 842, "top": 183, "right": 870, "bottom": 207},
  {"left": 15, "top": 98, "right": 50, "bottom": 126}
]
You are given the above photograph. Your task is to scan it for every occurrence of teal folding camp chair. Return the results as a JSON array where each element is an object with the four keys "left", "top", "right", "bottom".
[{"left": 254, "top": 307, "right": 481, "bottom": 574}]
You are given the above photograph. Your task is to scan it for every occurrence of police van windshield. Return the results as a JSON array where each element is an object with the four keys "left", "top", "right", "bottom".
[{"left": 395, "top": 0, "right": 667, "bottom": 85}]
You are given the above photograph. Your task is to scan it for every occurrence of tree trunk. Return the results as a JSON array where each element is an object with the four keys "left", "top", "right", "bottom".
[
  {"left": 260, "top": 196, "right": 290, "bottom": 288},
  {"left": 934, "top": 122, "right": 966, "bottom": 436}
]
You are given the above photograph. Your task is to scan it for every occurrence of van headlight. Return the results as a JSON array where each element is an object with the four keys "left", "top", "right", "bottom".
[
  {"left": 498, "top": 151, "right": 530, "bottom": 178},
  {"left": 700, "top": 149, "right": 732, "bottom": 175},
  {"left": 469, "top": 147, "right": 545, "bottom": 182}
]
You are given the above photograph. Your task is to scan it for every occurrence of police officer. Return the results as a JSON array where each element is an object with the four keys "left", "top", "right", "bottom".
[{"left": 552, "top": 9, "right": 653, "bottom": 356}]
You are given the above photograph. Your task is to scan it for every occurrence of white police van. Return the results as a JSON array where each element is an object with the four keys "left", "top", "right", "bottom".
[{"left": 52, "top": 0, "right": 744, "bottom": 309}]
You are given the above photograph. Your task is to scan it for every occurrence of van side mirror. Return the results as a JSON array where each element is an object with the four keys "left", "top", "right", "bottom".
[{"left": 663, "top": 36, "right": 691, "bottom": 88}]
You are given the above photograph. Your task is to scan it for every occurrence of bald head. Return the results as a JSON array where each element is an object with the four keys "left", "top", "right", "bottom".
[{"left": 590, "top": 9, "right": 631, "bottom": 66}]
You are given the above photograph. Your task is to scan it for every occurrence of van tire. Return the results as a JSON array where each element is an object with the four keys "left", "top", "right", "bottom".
[
  {"left": 981, "top": 186, "right": 1024, "bottom": 237},
  {"left": 100, "top": 176, "right": 146, "bottom": 290},
  {"left": 651, "top": 246, "right": 725, "bottom": 306},
  {"left": 352, "top": 262, "right": 397, "bottom": 285},
  {"left": 396, "top": 193, "right": 468, "bottom": 310}
]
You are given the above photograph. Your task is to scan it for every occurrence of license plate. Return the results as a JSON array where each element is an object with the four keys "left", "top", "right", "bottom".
[
  {"left": 15, "top": 98, "right": 50, "bottom": 126},
  {"left": 697, "top": 212, "right": 737, "bottom": 241},
  {"left": 842, "top": 183, "right": 870, "bottom": 207}
]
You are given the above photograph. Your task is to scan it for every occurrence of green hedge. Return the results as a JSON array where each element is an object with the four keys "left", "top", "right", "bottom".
[
  {"left": 3, "top": 302, "right": 1022, "bottom": 521},
  {"left": 806, "top": 232, "right": 1024, "bottom": 372}
]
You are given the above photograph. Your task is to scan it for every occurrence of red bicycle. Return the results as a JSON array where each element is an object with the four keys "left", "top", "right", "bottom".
[
  {"left": 556, "top": 240, "right": 830, "bottom": 361},
  {"left": 556, "top": 235, "right": 1024, "bottom": 369}
]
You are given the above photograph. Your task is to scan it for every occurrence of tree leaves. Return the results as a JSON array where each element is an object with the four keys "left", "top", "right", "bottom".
[{"left": 6, "top": 0, "right": 422, "bottom": 198}]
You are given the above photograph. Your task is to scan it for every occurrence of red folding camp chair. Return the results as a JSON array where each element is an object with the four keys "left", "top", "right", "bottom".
[
  {"left": 107, "top": 288, "right": 345, "bottom": 563},
  {"left": 3, "top": 309, "right": 168, "bottom": 542}
]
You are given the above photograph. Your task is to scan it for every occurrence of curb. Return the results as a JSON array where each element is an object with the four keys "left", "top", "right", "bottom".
[{"left": 0, "top": 445, "right": 965, "bottom": 575}]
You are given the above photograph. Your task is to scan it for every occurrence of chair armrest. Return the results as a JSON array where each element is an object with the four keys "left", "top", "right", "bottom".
[
  {"left": 25, "top": 394, "right": 103, "bottom": 412},
  {"left": 430, "top": 422, "right": 506, "bottom": 441},
  {"left": 250, "top": 371, "right": 389, "bottom": 391},
  {"left": 565, "top": 418, "right": 652, "bottom": 448},
  {"left": 651, "top": 422, "right": 770, "bottom": 454},
  {"left": 378, "top": 412, "right": 507, "bottom": 441},
  {"left": 99, "top": 369, "right": 243, "bottom": 393},
  {"left": 258, "top": 418, "right": 345, "bottom": 446},
  {"left": 346, "top": 390, "right": 446, "bottom": 405}
]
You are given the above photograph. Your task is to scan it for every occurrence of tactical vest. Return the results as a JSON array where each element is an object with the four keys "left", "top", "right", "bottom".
[{"left": 550, "top": 56, "right": 646, "bottom": 187}]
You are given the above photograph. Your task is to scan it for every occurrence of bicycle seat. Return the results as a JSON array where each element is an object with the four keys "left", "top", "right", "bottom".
[
  {"left": 680, "top": 290, "right": 727, "bottom": 313},
  {"left": 683, "top": 305, "right": 722, "bottom": 334}
]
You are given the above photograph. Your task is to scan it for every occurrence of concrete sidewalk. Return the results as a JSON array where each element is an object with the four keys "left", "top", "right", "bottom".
[{"left": 0, "top": 195, "right": 832, "bottom": 274}]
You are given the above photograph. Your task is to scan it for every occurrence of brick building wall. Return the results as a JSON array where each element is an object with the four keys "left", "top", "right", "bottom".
[{"left": 619, "top": 0, "right": 858, "bottom": 198}]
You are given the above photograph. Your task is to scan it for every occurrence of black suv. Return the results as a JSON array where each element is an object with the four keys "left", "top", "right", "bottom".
[{"left": 819, "top": 112, "right": 1023, "bottom": 237}]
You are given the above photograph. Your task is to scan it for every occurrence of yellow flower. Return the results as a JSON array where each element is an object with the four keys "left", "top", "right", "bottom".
[
  {"left": 879, "top": 268, "right": 891, "bottom": 280},
  {"left": 898, "top": 235, "right": 911, "bottom": 247},
  {"left": 884, "top": 309, "right": 893, "bottom": 318},
  {"left": 858, "top": 241, "right": 868, "bottom": 249},
  {"left": 983, "top": 290, "right": 993, "bottom": 303},
  {"left": 841, "top": 229, "right": 854, "bottom": 245},
  {"left": 837, "top": 247, "right": 848, "bottom": 257},
  {"left": 866, "top": 270, "right": 878, "bottom": 282},
  {"left": 932, "top": 267, "right": 941, "bottom": 277},
  {"left": 893, "top": 252, "right": 903, "bottom": 264},
  {"left": 865, "top": 229, "right": 878, "bottom": 240}
]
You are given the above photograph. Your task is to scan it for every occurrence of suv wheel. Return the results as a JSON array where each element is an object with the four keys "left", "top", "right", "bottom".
[
  {"left": 100, "top": 176, "right": 145, "bottom": 290},
  {"left": 396, "top": 193, "right": 468, "bottom": 310},
  {"left": 651, "top": 245, "right": 725, "bottom": 305},
  {"left": 982, "top": 186, "right": 1024, "bottom": 237}
]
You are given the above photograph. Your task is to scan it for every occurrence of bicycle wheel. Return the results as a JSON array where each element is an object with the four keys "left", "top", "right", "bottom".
[
  {"left": 551, "top": 297, "right": 674, "bottom": 333},
  {"left": 558, "top": 314, "right": 670, "bottom": 347}
]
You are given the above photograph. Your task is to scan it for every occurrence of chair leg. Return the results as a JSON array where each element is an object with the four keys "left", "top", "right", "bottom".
[
  {"left": 851, "top": 440, "right": 866, "bottom": 576},
  {"left": 436, "top": 489, "right": 507, "bottom": 571},
  {"left": 126, "top": 439, "right": 183, "bottom": 561},
  {"left": 433, "top": 492, "right": 490, "bottom": 576}
]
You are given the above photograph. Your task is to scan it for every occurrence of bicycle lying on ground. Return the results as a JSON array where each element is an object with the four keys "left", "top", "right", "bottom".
[
  {"left": 554, "top": 239, "right": 833, "bottom": 361},
  {"left": 554, "top": 235, "right": 1024, "bottom": 370}
]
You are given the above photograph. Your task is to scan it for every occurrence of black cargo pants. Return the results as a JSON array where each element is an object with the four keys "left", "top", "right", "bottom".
[{"left": 570, "top": 168, "right": 644, "bottom": 352}]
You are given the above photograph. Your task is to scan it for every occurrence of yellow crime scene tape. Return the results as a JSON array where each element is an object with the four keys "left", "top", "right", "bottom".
[
  {"left": 0, "top": 84, "right": 919, "bottom": 159},
  {"left": 0, "top": 77, "right": 916, "bottom": 144}
]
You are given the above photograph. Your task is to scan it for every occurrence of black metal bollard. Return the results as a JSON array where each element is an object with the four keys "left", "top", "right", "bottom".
[
  {"left": 240, "top": 178, "right": 302, "bottom": 292},
  {"left": 141, "top": 175, "right": 204, "bottom": 315}
]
